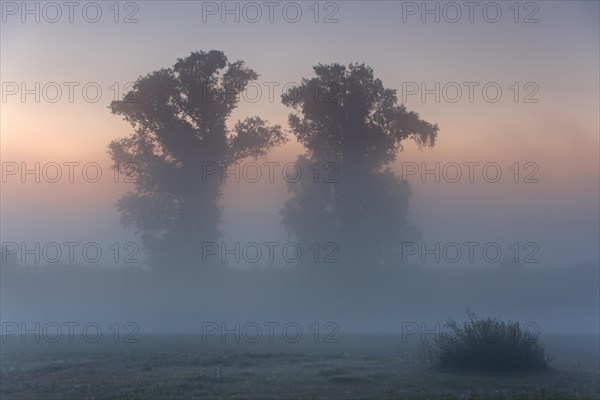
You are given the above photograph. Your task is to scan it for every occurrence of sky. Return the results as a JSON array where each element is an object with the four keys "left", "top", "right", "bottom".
[{"left": 1, "top": 0, "right": 599, "bottom": 269}]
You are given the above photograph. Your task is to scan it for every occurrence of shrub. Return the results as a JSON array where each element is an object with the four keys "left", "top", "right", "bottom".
[{"left": 433, "top": 310, "right": 554, "bottom": 372}]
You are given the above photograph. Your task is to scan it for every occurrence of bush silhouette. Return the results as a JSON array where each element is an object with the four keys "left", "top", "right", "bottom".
[{"left": 433, "top": 310, "right": 553, "bottom": 372}]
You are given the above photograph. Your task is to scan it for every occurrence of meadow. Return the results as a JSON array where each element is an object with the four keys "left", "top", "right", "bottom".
[{"left": 1, "top": 333, "right": 598, "bottom": 399}]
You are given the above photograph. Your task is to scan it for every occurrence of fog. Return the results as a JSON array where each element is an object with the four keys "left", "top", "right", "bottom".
[
  {"left": 2, "top": 261, "right": 598, "bottom": 336},
  {"left": 1, "top": 1, "right": 599, "bottom": 398}
]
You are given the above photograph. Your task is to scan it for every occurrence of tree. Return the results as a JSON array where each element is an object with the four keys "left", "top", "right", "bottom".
[
  {"left": 281, "top": 63, "right": 438, "bottom": 269},
  {"left": 108, "top": 50, "right": 286, "bottom": 270}
]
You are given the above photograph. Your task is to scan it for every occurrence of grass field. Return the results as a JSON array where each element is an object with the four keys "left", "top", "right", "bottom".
[{"left": 1, "top": 333, "right": 598, "bottom": 399}]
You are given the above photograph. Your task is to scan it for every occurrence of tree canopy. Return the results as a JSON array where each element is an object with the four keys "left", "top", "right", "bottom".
[
  {"left": 108, "top": 50, "right": 286, "bottom": 269},
  {"left": 281, "top": 63, "right": 438, "bottom": 269}
]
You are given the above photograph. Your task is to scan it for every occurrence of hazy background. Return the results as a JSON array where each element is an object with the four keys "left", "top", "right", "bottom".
[{"left": 1, "top": 1, "right": 598, "bottom": 334}]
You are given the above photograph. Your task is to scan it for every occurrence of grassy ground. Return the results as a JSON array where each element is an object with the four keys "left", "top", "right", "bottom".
[{"left": 1, "top": 334, "right": 598, "bottom": 399}]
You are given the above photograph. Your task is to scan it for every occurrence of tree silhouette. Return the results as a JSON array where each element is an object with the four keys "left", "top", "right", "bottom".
[
  {"left": 108, "top": 51, "right": 286, "bottom": 270},
  {"left": 281, "top": 63, "right": 438, "bottom": 269}
]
